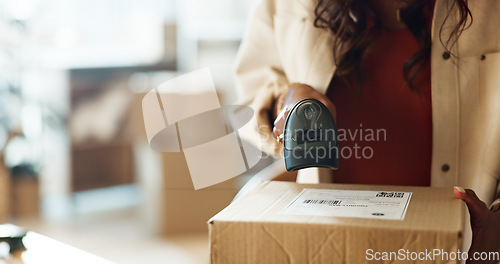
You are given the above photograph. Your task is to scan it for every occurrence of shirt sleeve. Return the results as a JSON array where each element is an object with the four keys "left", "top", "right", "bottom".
[{"left": 233, "top": 0, "right": 289, "bottom": 157}]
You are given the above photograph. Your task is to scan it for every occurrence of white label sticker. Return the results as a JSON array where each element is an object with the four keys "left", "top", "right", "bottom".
[{"left": 281, "top": 189, "right": 412, "bottom": 220}]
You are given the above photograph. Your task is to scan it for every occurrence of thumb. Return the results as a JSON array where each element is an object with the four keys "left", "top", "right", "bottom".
[{"left": 454, "top": 187, "right": 489, "bottom": 229}]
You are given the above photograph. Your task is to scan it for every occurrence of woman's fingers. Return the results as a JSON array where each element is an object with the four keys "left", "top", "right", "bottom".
[
  {"left": 454, "top": 187, "right": 489, "bottom": 229},
  {"left": 320, "top": 99, "right": 337, "bottom": 122},
  {"left": 273, "top": 83, "right": 338, "bottom": 143},
  {"left": 273, "top": 107, "right": 288, "bottom": 138}
]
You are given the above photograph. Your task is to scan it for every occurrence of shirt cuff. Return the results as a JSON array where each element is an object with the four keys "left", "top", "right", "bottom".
[{"left": 489, "top": 198, "right": 500, "bottom": 212}]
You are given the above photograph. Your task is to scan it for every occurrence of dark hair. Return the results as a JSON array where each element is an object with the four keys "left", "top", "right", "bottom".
[{"left": 314, "top": 0, "right": 472, "bottom": 92}]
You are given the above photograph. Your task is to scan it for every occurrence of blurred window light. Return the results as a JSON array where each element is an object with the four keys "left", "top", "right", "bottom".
[
  {"left": 22, "top": 103, "right": 43, "bottom": 139},
  {"left": 0, "top": 125, "right": 7, "bottom": 152},
  {"left": 26, "top": 0, "right": 165, "bottom": 69},
  {"left": 1, "top": 0, "right": 37, "bottom": 21},
  {"left": 4, "top": 136, "right": 33, "bottom": 168},
  {"left": 53, "top": 27, "right": 78, "bottom": 48}
]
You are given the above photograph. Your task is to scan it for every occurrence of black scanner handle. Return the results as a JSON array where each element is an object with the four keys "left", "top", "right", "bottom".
[{"left": 283, "top": 99, "right": 339, "bottom": 171}]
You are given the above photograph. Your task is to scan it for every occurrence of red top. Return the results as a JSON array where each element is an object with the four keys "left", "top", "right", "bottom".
[{"left": 327, "top": 26, "right": 432, "bottom": 186}]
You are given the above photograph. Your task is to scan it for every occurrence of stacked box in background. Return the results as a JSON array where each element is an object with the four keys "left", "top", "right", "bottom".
[
  {"left": 132, "top": 89, "right": 241, "bottom": 235},
  {"left": 160, "top": 152, "right": 238, "bottom": 234},
  {"left": 139, "top": 150, "right": 240, "bottom": 235},
  {"left": 0, "top": 158, "right": 10, "bottom": 221}
]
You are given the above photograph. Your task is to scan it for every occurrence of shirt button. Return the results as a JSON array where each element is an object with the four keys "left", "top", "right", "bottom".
[
  {"left": 480, "top": 54, "right": 486, "bottom": 60},
  {"left": 441, "top": 164, "right": 450, "bottom": 172},
  {"left": 442, "top": 52, "right": 451, "bottom": 60}
]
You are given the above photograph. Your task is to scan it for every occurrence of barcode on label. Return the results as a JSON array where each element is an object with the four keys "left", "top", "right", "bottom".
[
  {"left": 303, "top": 199, "right": 341, "bottom": 206},
  {"left": 376, "top": 192, "right": 404, "bottom": 198}
]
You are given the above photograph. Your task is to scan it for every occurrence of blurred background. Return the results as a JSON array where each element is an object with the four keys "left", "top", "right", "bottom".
[{"left": 0, "top": 0, "right": 268, "bottom": 263}]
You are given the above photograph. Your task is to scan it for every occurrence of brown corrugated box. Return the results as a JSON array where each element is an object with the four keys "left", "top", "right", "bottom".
[
  {"left": 209, "top": 181, "right": 465, "bottom": 264},
  {"left": 133, "top": 90, "right": 240, "bottom": 235},
  {"left": 11, "top": 176, "right": 39, "bottom": 217},
  {"left": 0, "top": 158, "right": 10, "bottom": 221},
  {"left": 156, "top": 152, "right": 238, "bottom": 235}
]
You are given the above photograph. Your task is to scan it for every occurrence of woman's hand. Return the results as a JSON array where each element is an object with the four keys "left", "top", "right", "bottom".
[
  {"left": 454, "top": 187, "right": 500, "bottom": 264},
  {"left": 272, "top": 83, "right": 337, "bottom": 141}
]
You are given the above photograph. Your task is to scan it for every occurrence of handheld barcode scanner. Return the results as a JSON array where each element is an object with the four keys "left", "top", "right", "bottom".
[{"left": 283, "top": 99, "right": 339, "bottom": 171}]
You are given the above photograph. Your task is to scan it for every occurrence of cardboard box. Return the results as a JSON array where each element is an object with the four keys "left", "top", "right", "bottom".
[
  {"left": 209, "top": 181, "right": 465, "bottom": 264},
  {"left": 135, "top": 87, "right": 243, "bottom": 235},
  {"left": 140, "top": 152, "right": 239, "bottom": 235},
  {"left": 160, "top": 152, "right": 239, "bottom": 234},
  {"left": 11, "top": 176, "right": 39, "bottom": 217},
  {"left": 161, "top": 188, "right": 238, "bottom": 234},
  {"left": 0, "top": 158, "right": 10, "bottom": 221}
]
